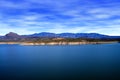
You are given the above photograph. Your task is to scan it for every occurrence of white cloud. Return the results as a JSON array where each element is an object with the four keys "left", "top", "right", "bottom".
[{"left": 0, "top": 0, "right": 120, "bottom": 36}]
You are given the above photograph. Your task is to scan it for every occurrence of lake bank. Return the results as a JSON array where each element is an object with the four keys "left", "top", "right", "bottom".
[{"left": 0, "top": 41, "right": 118, "bottom": 45}]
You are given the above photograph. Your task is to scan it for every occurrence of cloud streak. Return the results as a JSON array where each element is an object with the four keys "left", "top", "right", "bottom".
[{"left": 0, "top": 0, "right": 120, "bottom": 35}]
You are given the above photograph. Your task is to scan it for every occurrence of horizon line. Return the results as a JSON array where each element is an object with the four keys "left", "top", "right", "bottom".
[{"left": 0, "top": 32, "right": 120, "bottom": 36}]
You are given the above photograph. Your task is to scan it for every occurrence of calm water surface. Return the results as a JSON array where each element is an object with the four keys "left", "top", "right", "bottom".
[{"left": 0, "top": 43, "right": 120, "bottom": 80}]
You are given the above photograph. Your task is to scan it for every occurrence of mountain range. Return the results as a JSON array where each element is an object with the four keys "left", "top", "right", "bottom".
[
  {"left": 0, "top": 32, "right": 120, "bottom": 39},
  {"left": 0, "top": 32, "right": 119, "bottom": 42}
]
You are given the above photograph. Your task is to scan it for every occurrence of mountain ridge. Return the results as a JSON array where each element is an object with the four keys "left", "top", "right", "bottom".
[{"left": 0, "top": 32, "right": 120, "bottom": 39}]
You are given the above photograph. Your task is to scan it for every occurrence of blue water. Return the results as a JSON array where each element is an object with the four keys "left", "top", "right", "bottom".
[{"left": 0, "top": 43, "right": 120, "bottom": 80}]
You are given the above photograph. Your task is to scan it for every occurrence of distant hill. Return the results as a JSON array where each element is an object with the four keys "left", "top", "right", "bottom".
[
  {"left": 29, "top": 32, "right": 109, "bottom": 39},
  {"left": 0, "top": 32, "right": 120, "bottom": 42},
  {"left": 0, "top": 32, "right": 21, "bottom": 41},
  {"left": 5, "top": 32, "right": 21, "bottom": 38},
  {"left": 31, "top": 32, "right": 56, "bottom": 37}
]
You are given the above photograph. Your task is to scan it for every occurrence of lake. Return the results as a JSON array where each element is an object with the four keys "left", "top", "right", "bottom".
[{"left": 0, "top": 43, "right": 120, "bottom": 80}]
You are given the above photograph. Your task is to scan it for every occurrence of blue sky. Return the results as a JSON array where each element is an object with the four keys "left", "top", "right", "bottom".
[{"left": 0, "top": 0, "right": 120, "bottom": 35}]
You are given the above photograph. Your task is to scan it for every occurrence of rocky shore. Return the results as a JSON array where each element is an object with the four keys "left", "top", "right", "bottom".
[{"left": 0, "top": 41, "right": 118, "bottom": 45}]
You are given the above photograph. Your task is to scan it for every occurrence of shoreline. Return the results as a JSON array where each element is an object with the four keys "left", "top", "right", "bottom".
[{"left": 0, "top": 41, "right": 118, "bottom": 45}]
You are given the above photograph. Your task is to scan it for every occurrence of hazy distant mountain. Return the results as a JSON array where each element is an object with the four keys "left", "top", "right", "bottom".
[
  {"left": 31, "top": 32, "right": 56, "bottom": 37},
  {"left": 5, "top": 32, "right": 21, "bottom": 38},
  {"left": 29, "top": 32, "right": 110, "bottom": 39},
  {"left": 0, "top": 32, "right": 120, "bottom": 40}
]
